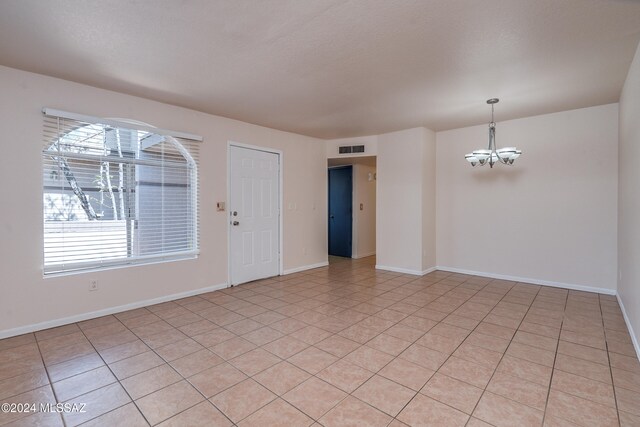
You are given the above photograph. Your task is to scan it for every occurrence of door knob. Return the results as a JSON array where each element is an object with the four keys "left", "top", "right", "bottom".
[{"left": 232, "top": 221, "right": 240, "bottom": 226}]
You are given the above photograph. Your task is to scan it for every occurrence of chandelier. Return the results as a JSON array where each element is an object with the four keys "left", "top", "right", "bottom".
[{"left": 465, "top": 98, "right": 521, "bottom": 168}]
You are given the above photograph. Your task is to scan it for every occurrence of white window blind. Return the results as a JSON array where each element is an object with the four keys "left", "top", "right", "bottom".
[{"left": 42, "top": 109, "right": 200, "bottom": 275}]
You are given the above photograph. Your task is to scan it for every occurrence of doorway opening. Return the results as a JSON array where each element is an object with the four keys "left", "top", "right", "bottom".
[
  {"left": 328, "top": 166, "right": 353, "bottom": 257},
  {"left": 327, "top": 156, "right": 376, "bottom": 260}
]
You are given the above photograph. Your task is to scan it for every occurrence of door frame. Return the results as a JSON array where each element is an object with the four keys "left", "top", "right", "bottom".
[
  {"left": 328, "top": 165, "right": 354, "bottom": 258},
  {"left": 227, "top": 141, "right": 283, "bottom": 286}
]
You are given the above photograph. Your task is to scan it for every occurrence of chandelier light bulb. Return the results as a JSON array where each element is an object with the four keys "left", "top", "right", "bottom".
[
  {"left": 473, "top": 149, "right": 491, "bottom": 161},
  {"left": 465, "top": 99, "right": 522, "bottom": 168}
]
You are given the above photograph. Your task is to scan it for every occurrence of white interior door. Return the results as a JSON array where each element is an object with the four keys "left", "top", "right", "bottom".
[{"left": 229, "top": 145, "right": 280, "bottom": 285}]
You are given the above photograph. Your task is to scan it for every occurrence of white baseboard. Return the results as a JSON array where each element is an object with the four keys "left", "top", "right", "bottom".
[
  {"left": 616, "top": 293, "right": 640, "bottom": 362},
  {"left": 422, "top": 267, "right": 437, "bottom": 275},
  {"left": 376, "top": 265, "right": 437, "bottom": 276},
  {"left": 283, "top": 261, "right": 329, "bottom": 275},
  {"left": 352, "top": 251, "right": 376, "bottom": 260},
  {"left": 436, "top": 266, "right": 616, "bottom": 296},
  {"left": 0, "top": 282, "right": 228, "bottom": 340}
]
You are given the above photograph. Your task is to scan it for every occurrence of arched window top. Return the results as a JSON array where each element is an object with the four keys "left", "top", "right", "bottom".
[
  {"left": 45, "top": 120, "right": 196, "bottom": 170},
  {"left": 48, "top": 123, "right": 106, "bottom": 155}
]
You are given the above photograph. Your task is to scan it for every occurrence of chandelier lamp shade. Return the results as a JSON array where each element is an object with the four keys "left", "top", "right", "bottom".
[{"left": 465, "top": 98, "right": 522, "bottom": 168}]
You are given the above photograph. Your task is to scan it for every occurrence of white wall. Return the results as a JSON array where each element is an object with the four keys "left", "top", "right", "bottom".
[
  {"left": 618, "top": 41, "right": 640, "bottom": 354},
  {"left": 377, "top": 127, "right": 436, "bottom": 274},
  {"left": 422, "top": 128, "right": 437, "bottom": 271},
  {"left": 436, "top": 104, "right": 619, "bottom": 292},
  {"left": 0, "top": 66, "right": 327, "bottom": 336},
  {"left": 352, "top": 164, "right": 376, "bottom": 258},
  {"left": 3, "top": 62, "right": 626, "bottom": 338}
]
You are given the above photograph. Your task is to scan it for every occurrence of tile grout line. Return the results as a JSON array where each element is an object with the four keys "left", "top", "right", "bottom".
[
  {"left": 458, "top": 278, "right": 542, "bottom": 425},
  {"left": 205, "top": 266, "right": 376, "bottom": 425},
  {"left": 33, "top": 331, "right": 67, "bottom": 427},
  {"left": 541, "top": 294, "right": 625, "bottom": 423},
  {"left": 5, "top": 262, "right": 399, "bottom": 426},
  {"left": 99, "top": 266, "right": 360, "bottom": 426},
  {"left": 111, "top": 266, "right": 636, "bottom": 426},
  {"left": 374, "top": 275, "right": 548, "bottom": 423},
  {"left": 21, "top": 318, "right": 146, "bottom": 427},
  {"left": 600, "top": 293, "right": 623, "bottom": 427},
  {"left": 90, "top": 294, "right": 271, "bottom": 426},
  {"left": 266, "top": 274, "right": 450, "bottom": 423},
  {"left": 2, "top": 260, "right": 636, "bottom": 426},
  {"left": 387, "top": 275, "right": 498, "bottom": 425},
  {"left": 239, "top": 271, "right": 470, "bottom": 423},
  {"left": 224, "top": 271, "right": 515, "bottom": 424},
  {"left": 59, "top": 311, "right": 227, "bottom": 426},
  {"left": 119, "top": 277, "right": 318, "bottom": 426},
  {"left": 540, "top": 286, "right": 569, "bottom": 426},
  {"left": 75, "top": 316, "right": 154, "bottom": 427},
  {"left": 310, "top": 279, "right": 455, "bottom": 421}
]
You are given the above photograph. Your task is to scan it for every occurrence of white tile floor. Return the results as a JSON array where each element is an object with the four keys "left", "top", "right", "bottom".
[{"left": 1, "top": 256, "right": 639, "bottom": 426}]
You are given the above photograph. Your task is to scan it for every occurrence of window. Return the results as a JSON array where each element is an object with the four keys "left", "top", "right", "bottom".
[{"left": 42, "top": 109, "right": 201, "bottom": 275}]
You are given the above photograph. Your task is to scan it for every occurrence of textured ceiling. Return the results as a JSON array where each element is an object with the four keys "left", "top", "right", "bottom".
[{"left": 1, "top": 0, "right": 639, "bottom": 138}]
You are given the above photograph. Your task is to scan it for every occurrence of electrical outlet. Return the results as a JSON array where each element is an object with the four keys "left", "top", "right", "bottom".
[{"left": 89, "top": 279, "right": 99, "bottom": 291}]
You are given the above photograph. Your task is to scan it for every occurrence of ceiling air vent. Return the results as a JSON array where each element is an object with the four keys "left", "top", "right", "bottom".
[{"left": 338, "top": 145, "right": 365, "bottom": 154}]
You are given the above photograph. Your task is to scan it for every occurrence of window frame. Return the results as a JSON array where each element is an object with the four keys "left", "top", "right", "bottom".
[{"left": 42, "top": 108, "right": 202, "bottom": 276}]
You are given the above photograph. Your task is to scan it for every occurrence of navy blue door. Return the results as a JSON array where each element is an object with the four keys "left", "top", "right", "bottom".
[{"left": 328, "top": 166, "right": 352, "bottom": 257}]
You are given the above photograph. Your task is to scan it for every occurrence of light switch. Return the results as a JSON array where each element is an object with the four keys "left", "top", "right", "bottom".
[
  {"left": 360, "top": 203, "right": 364, "bottom": 211},
  {"left": 216, "top": 202, "right": 225, "bottom": 212}
]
